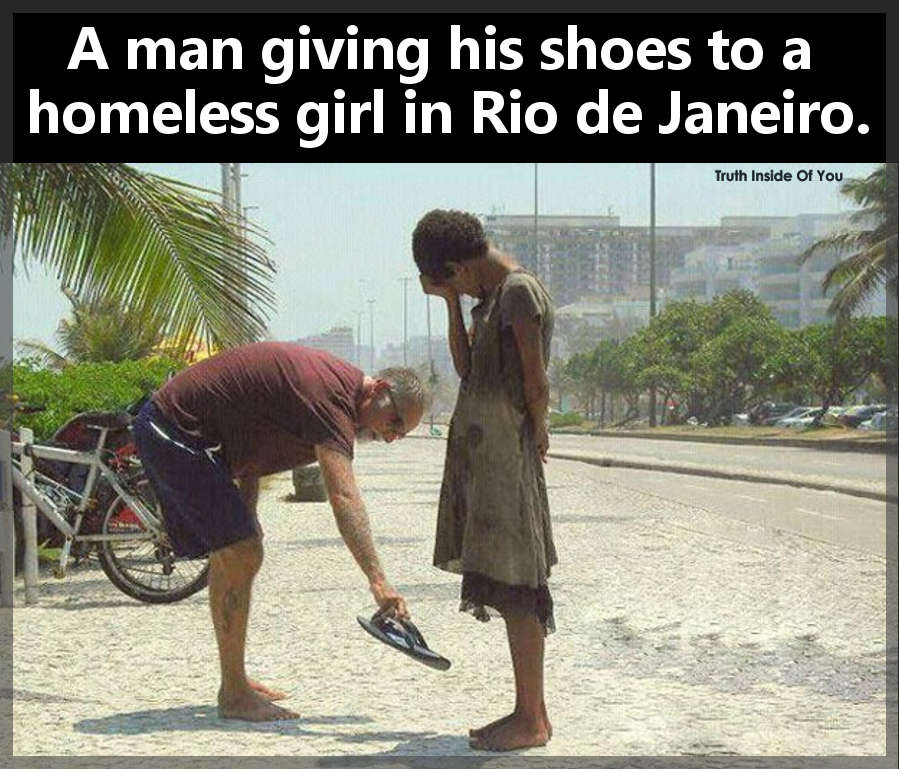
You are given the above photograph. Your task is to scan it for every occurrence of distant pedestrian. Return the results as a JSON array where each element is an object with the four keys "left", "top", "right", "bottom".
[{"left": 413, "top": 210, "right": 557, "bottom": 751}]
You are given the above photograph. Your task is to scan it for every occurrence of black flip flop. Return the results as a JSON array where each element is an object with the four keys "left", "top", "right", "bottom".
[{"left": 356, "top": 611, "right": 452, "bottom": 671}]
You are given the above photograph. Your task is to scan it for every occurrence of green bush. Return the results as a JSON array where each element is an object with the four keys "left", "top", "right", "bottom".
[
  {"left": 12, "top": 357, "right": 185, "bottom": 440},
  {"left": 549, "top": 411, "right": 585, "bottom": 428}
]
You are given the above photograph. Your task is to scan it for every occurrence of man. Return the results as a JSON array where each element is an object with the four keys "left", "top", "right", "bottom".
[{"left": 132, "top": 341, "right": 429, "bottom": 722}]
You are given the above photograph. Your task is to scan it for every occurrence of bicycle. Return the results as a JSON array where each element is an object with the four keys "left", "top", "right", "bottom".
[{"left": 9, "top": 402, "right": 209, "bottom": 603}]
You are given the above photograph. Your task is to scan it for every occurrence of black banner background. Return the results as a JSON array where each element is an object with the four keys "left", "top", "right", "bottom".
[{"left": 9, "top": 12, "right": 888, "bottom": 161}]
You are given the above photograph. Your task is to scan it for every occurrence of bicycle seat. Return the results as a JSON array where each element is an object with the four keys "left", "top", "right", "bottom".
[{"left": 82, "top": 411, "right": 134, "bottom": 431}]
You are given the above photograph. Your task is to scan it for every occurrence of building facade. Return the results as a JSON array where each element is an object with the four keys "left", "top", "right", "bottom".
[
  {"left": 482, "top": 213, "right": 771, "bottom": 307},
  {"left": 669, "top": 214, "right": 850, "bottom": 328}
]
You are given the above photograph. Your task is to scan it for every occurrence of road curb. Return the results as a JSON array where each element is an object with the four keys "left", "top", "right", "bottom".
[
  {"left": 548, "top": 450, "right": 895, "bottom": 504},
  {"left": 407, "top": 433, "right": 894, "bottom": 503},
  {"left": 552, "top": 429, "right": 896, "bottom": 454}
]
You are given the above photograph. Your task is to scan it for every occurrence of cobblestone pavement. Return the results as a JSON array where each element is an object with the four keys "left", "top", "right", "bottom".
[{"left": 9, "top": 438, "right": 891, "bottom": 756}]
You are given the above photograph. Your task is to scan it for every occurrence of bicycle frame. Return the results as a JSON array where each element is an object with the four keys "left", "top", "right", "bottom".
[{"left": 11, "top": 426, "right": 160, "bottom": 572}]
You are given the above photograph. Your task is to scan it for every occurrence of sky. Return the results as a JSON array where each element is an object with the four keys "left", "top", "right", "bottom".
[{"left": 12, "top": 162, "right": 881, "bottom": 352}]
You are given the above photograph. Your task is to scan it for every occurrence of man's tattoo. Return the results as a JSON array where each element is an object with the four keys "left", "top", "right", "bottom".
[{"left": 221, "top": 588, "right": 240, "bottom": 634}]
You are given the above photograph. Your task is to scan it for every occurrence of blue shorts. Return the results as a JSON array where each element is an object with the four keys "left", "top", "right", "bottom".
[{"left": 132, "top": 401, "right": 258, "bottom": 558}]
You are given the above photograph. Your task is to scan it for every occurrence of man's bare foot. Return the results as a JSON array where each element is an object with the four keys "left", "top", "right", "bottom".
[
  {"left": 469, "top": 713, "right": 515, "bottom": 739},
  {"left": 218, "top": 689, "right": 300, "bottom": 721},
  {"left": 247, "top": 679, "right": 288, "bottom": 701},
  {"left": 469, "top": 714, "right": 549, "bottom": 751},
  {"left": 469, "top": 705, "right": 551, "bottom": 740}
]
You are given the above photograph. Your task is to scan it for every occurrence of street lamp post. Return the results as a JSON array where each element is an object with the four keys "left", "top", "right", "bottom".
[
  {"left": 649, "top": 162, "right": 658, "bottom": 427},
  {"left": 367, "top": 298, "right": 376, "bottom": 372},
  {"left": 533, "top": 162, "right": 539, "bottom": 273},
  {"left": 356, "top": 310, "right": 364, "bottom": 368},
  {"left": 399, "top": 276, "right": 413, "bottom": 367}
]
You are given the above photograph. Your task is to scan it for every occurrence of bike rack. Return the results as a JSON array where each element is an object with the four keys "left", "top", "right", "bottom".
[
  {"left": 0, "top": 427, "right": 40, "bottom": 606},
  {"left": 17, "top": 428, "right": 40, "bottom": 605},
  {"left": 0, "top": 429, "right": 13, "bottom": 607}
]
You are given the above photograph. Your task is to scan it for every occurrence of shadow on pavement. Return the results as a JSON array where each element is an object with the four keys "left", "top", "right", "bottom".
[
  {"left": 315, "top": 733, "right": 481, "bottom": 758},
  {"left": 75, "top": 705, "right": 376, "bottom": 736}
]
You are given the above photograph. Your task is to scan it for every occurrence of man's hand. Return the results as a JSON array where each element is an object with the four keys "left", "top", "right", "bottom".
[
  {"left": 371, "top": 580, "right": 410, "bottom": 620},
  {"left": 419, "top": 273, "right": 457, "bottom": 300}
]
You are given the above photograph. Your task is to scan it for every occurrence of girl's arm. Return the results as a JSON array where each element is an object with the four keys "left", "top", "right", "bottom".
[{"left": 511, "top": 316, "right": 550, "bottom": 462}]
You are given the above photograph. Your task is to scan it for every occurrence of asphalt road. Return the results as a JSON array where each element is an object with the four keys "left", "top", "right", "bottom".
[
  {"left": 551, "top": 433, "right": 890, "bottom": 487},
  {"left": 569, "top": 461, "right": 893, "bottom": 559}
]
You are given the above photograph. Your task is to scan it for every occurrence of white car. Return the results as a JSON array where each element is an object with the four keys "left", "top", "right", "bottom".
[
  {"left": 774, "top": 407, "right": 815, "bottom": 427},
  {"left": 778, "top": 407, "right": 824, "bottom": 428}
]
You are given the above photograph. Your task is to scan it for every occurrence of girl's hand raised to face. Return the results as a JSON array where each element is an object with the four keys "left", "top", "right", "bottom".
[{"left": 419, "top": 273, "right": 458, "bottom": 300}]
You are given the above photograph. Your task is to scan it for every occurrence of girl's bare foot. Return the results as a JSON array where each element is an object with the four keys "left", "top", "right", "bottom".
[
  {"left": 218, "top": 689, "right": 300, "bottom": 721},
  {"left": 469, "top": 714, "right": 549, "bottom": 752},
  {"left": 247, "top": 679, "right": 288, "bottom": 701}
]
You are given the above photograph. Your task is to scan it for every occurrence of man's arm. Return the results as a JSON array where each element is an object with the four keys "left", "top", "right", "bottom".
[
  {"left": 314, "top": 445, "right": 408, "bottom": 617},
  {"left": 511, "top": 315, "right": 550, "bottom": 462}
]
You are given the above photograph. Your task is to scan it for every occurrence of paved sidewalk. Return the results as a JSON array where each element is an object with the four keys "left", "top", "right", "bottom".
[{"left": 9, "top": 439, "right": 890, "bottom": 756}]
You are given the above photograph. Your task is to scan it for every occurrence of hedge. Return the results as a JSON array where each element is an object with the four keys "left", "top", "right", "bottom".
[{"left": 12, "top": 357, "right": 185, "bottom": 440}]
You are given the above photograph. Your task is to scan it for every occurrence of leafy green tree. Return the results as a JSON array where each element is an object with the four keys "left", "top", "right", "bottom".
[
  {"left": 802, "top": 163, "right": 897, "bottom": 318},
  {"left": 612, "top": 334, "right": 645, "bottom": 424},
  {"left": 689, "top": 314, "right": 788, "bottom": 424},
  {"left": 2, "top": 163, "right": 276, "bottom": 351},
  {"left": 548, "top": 356, "right": 571, "bottom": 412},
  {"left": 782, "top": 317, "right": 889, "bottom": 421},
  {"left": 563, "top": 350, "right": 598, "bottom": 418}
]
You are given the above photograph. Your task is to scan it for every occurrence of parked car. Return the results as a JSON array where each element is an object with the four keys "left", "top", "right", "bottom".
[
  {"left": 773, "top": 406, "right": 814, "bottom": 426},
  {"left": 776, "top": 407, "right": 823, "bottom": 428},
  {"left": 838, "top": 404, "right": 887, "bottom": 428},
  {"left": 859, "top": 406, "right": 898, "bottom": 432},
  {"left": 731, "top": 412, "right": 750, "bottom": 426},
  {"left": 784, "top": 408, "right": 825, "bottom": 428},
  {"left": 750, "top": 401, "right": 796, "bottom": 425}
]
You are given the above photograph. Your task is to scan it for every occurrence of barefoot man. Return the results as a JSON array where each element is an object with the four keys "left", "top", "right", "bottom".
[{"left": 132, "top": 341, "right": 428, "bottom": 721}]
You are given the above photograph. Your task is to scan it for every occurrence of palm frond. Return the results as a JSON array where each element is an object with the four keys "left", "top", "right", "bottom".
[
  {"left": 1, "top": 163, "right": 277, "bottom": 351},
  {"left": 798, "top": 164, "right": 898, "bottom": 316},
  {"left": 14, "top": 339, "right": 70, "bottom": 370}
]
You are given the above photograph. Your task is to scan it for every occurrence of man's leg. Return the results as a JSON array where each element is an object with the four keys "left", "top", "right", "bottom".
[
  {"left": 209, "top": 536, "right": 299, "bottom": 721},
  {"left": 470, "top": 611, "right": 550, "bottom": 751}
]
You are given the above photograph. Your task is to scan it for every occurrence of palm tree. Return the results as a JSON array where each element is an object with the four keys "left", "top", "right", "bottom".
[
  {"left": 1, "top": 163, "right": 277, "bottom": 351},
  {"left": 802, "top": 163, "right": 897, "bottom": 319},
  {"left": 16, "top": 288, "right": 165, "bottom": 369}
]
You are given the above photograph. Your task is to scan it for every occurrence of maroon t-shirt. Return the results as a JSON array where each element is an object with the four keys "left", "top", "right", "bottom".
[{"left": 153, "top": 342, "right": 364, "bottom": 479}]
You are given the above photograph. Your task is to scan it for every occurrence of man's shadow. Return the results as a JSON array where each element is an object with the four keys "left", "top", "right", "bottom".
[
  {"left": 75, "top": 705, "right": 374, "bottom": 736},
  {"left": 75, "top": 707, "right": 478, "bottom": 755}
]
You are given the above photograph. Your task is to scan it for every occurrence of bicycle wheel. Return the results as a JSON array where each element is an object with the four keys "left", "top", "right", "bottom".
[{"left": 97, "top": 472, "right": 209, "bottom": 603}]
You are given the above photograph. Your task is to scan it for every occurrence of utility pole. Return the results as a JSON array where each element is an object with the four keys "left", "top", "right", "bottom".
[
  {"left": 367, "top": 298, "right": 376, "bottom": 372},
  {"left": 231, "top": 163, "right": 242, "bottom": 218},
  {"left": 356, "top": 310, "right": 364, "bottom": 368},
  {"left": 220, "top": 163, "right": 232, "bottom": 212},
  {"left": 533, "top": 162, "right": 539, "bottom": 274},
  {"left": 649, "top": 162, "right": 658, "bottom": 428},
  {"left": 399, "top": 276, "right": 413, "bottom": 366}
]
